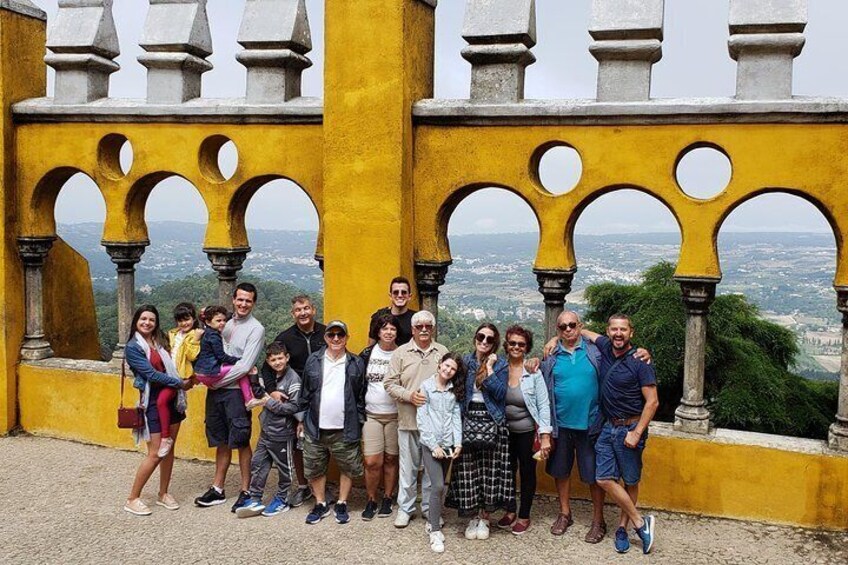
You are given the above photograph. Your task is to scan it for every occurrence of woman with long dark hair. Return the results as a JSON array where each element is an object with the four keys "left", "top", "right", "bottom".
[
  {"left": 123, "top": 305, "right": 192, "bottom": 515},
  {"left": 446, "top": 322, "right": 513, "bottom": 541}
]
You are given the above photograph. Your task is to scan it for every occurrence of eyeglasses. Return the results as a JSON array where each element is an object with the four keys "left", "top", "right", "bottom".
[
  {"left": 506, "top": 340, "right": 527, "bottom": 349},
  {"left": 557, "top": 322, "right": 579, "bottom": 331},
  {"left": 391, "top": 289, "right": 410, "bottom": 296},
  {"left": 413, "top": 324, "right": 433, "bottom": 331},
  {"left": 326, "top": 332, "right": 346, "bottom": 340},
  {"left": 475, "top": 333, "right": 496, "bottom": 345}
]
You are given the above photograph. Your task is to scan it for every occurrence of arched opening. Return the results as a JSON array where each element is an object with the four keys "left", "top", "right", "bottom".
[
  {"left": 711, "top": 192, "right": 839, "bottom": 439},
  {"left": 439, "top": 187, "right": 541, "bottom": 353},
  {"left": 49, "top": 172, "right": 108, "bottom": 361},
  {"left": 241, "top": 177, "right": 322, "bottom": 337}
]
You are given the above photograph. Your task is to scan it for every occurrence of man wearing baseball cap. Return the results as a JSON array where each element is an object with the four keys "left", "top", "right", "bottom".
[{"left": 297, "top": 320, "right": 366, "bottom": 526}]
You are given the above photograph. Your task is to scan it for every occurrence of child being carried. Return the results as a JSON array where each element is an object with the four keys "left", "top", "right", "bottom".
[{"left": 194, "top": 305, "right": 265, "bottom": 410}]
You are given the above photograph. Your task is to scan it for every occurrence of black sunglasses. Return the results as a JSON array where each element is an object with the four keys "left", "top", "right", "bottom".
[
  {"left": 506, "top": 340, "right": 527, "bottom": 349},
  {"left": 558, "top": 322, "right": 579, "bottom": 331},
  {"left": 413, "top": 324, "right": 433, "bottom": 330},
  {"left": 475, "top": 333, "right": 496, "bottom": 345},
  {"left": 326, "top": 332, "right": 347, "bottom": 339},
  {"left": 391, "top": 289, "right": 410, "bottom": 296}
]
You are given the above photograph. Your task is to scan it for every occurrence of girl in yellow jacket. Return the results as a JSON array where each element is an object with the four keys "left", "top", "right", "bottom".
[{"left": 168, "top": 302, "right": 203, "bottom": 379}]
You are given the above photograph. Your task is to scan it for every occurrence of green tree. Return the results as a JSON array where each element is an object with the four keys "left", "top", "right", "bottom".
[{"left": 585, "top": 261, "right": 838, "bottom": 439}]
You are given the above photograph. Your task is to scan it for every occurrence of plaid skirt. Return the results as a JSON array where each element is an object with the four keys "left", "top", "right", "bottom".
[{"left": 446, "top": 413, "right": 514, "bottom": 515}]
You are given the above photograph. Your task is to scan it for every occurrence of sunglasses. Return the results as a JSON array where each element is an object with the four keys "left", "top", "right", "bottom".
[
  {"left": 326, "top": 332, "right": 347, "bottom": 340},
  {"left": 558, "top": 322, "right": 579, "bottom": 331},
  {"left": 475, "top": 333, "right": 496, "bottom": 345},
  {"left": 413, "top": 324, "right": 433, "bottom": 331},
  {"left": 506, "top": 340, "right": 527, "bottom": 349},
  {"left": 391, "top": 289, "right": 410, "bottom": 296}
]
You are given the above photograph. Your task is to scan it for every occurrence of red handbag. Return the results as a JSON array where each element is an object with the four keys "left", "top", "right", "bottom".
[{"left": 117, "top": 361, "right": 145, "bottom": 429}]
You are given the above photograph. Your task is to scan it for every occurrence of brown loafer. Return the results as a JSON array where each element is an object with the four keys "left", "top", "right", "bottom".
[
  {"left": 584, "top": 521, "right": 607, "bottom": 544},
  {"left": 550, "top": 512, "right": 574, "bottom": 535}
]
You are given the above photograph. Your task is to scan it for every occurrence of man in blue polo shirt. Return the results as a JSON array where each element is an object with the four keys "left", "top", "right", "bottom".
[{"left": 582, "top": 313, "right": 658, "bottom": 555}]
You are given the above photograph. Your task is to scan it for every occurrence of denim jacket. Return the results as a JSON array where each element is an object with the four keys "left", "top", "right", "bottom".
[
  {"left": 125, "top": 337, "right": 183, "bottom": 392},
  {"left": 540, "top": 338, "right": 601, "bottom": 439},
  {"left": 417, "top": 376, "right": 462, "bottom": 450},
  {"left": 517, "top": 369, "right": 552, "bottom": 435},
  {"left": 462, "top": 354, "right": 508, "bottom": 425}
]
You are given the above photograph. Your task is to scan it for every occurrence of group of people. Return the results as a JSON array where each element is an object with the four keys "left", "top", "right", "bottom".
[{"left": 122, "top": 276, "right": 658, "bottom": 555}]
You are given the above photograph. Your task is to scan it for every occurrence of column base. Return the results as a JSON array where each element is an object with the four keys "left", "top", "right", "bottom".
[
  {"left": 673, "top": 404, "right": 712, "bottom": 434},
  {"left": 20, "top": 338, "right": 54, "bottom": 361},
  {"left": 828, "top": 422, "right": 848, "bottom": 452}
]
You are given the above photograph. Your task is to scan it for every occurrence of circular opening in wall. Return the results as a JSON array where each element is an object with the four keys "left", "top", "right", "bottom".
[
  {"left": 675, "top": 145, "right": 732, "bottom": 200},
  {"left": 535, "top": 144, "right": 583, "bottom": 195},
  {"left": 98, "top": 134, "right": 133, "bottom": 180},
  {"left": 200, "top": 135, "right": 239, "bottom": 183}
]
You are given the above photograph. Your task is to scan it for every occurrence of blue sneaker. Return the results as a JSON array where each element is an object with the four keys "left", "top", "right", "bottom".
[
  {"left": 636, "top": 515, "right": 655, "bottom": 554},
  {"left": 262, "top": 496, "right": 290, "bottom": 517},
  {"left": 306, "top": 502, "right": 330, "bottom": 524},
  {"left": 614, "top": 527, "right": 630, "bottom": 553},
  {"left": 334, "top": 502, "right": 350, "bottom": 524},
  {"left": 235, "top": 496, "right": 265, "bottom": 519}
]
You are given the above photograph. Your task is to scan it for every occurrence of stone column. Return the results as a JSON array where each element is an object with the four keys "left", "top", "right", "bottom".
[
  {"left": 44, "top": 0, "right": 120, "bottom": 104},
  {"left": 138, "top": 0, "right": 213, "bottom": 104},
  {"left": 673, "top": 277, "right": 719, "bottom": 434},
  {"left": 104, "top": 242, "right": 147, "bottom": 361},
  {"left": 828, "top": 287, "right": 848, "bottom": 452},
  {"left": 415, "top": 261, "right": 450, "bottom": 332},
  {"left": 204, "top": 247, "right": 250, "bottom": 307},
  {"left": 728, "top": 0, "right": 807, "bottom": 100},
  {"left": 588, "top": 0, "right": 664, "bottom": 102},
  {"left": 534, "top": 268, "right": 576, "bottom": 342},
  {"left": 237, "top": 0, "right": 313, "bottom": 103},
  {"left": 461, "top": 0, "right": 536, "bottom": 102},
  {"left": 18, "top": 237, "right": 56, "bottom": 360}
]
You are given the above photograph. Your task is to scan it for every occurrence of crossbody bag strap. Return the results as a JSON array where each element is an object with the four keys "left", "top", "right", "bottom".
[{"left": 119, "top": 359, "right": 142, "bottom": 408}]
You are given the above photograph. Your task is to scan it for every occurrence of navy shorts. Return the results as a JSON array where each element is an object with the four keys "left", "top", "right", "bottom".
[
  {"left": 205, "top": 388, "right": 252, "bottom": 448},
  {"left": 595, "top": 421, "right": 647, "bottom": 486},
  {"left": 146, "top": 386, "right": 186, "bottom": 434},
  {"left": 545, "top": 427, "right": 596, "bottom": 484}
]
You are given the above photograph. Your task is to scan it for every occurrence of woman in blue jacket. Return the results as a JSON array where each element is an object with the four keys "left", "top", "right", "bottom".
[
  {"left": 446, "top": 322, "right": 513, "bottom": 542},
  {"left": 124, "top": 305, "right": 191, "bottom": 516}
]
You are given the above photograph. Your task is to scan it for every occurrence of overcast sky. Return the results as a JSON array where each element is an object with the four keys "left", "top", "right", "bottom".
[{"left": 40, "top": 0, "right": 847, "bottom": 236}]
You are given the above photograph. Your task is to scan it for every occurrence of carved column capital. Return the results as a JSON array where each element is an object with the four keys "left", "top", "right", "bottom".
[
  {"left": 415, "top": 260, "right": 451, "bottom": 298},
  {"left": 314, "top": 253, "right": 324, "bottom": 273},
  {"left": 675, "top": 276, "right": 720, "bottom": 316},
  {"left": 104, "top": 241, "right": 148, "bottom": 272},
  {"left": 18, "top": 236, "right": 57, "bottom": 267},
  {"left": 204, "top": 247, "right": 250, "bottom": 278},
  {"left": 534, "top": 268, "right": 576, "bottom": 305}
]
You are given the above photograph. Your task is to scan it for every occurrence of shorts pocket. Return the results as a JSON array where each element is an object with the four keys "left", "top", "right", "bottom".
[{"left": 229, "top": 416, "right": 252, "bottom": 447}]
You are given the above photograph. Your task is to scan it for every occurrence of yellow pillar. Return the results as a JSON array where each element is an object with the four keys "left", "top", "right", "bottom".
[
  {"left": 0, "top": 6, "right": 47, "bottom": 432},
  {"left": 322, "top": 0, "right": 434, "bottom": 349}
]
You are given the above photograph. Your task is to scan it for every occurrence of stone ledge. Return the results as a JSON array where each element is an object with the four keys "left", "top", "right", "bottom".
[
  {"left": 22, "top": 357, "right": 120, "bottom": 375},
  {"left": 12, "top": 97, "right": 324, "bottom": 124},
  {"left": 0, "top": 0, "right": 46, "bottom": 21},
  {"left": 413, "top": 97, "right": 848, "bottom": 125}
]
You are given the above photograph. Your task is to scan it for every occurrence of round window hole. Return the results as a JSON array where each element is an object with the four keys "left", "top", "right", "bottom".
[
  {"left": 98, "top": 134, "right": 133, "bottom": 179},
  {"left": 537, "top": 144, "right": 583, "bottom": 195},
  {"left": 676, "top": 145, "right": 732, "bottom": 199},
  {"left": 200, "top": 135, "right": 239, "bottom": 183}
]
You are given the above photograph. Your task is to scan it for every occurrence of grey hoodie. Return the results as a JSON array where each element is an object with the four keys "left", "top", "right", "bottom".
[{"left": 259, "top": 366, "right": 302, "bottom": 442}]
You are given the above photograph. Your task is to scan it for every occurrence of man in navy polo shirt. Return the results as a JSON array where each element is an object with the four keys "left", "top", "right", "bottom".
[{"left": 582, "top": 313, "right": 658, "bottom": 555}]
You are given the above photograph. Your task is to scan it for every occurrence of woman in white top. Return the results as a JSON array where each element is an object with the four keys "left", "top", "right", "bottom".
[{"left": 358, "top": 313, "right": 401, "bottom": 520}]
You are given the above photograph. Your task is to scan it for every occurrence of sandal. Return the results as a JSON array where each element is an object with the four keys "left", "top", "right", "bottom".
[{"left": 585, "top": 521, "right": 607, "bottom": 544}]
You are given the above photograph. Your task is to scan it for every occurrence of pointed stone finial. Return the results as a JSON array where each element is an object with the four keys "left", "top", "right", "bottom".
[
  {"left": 461, "top": 0, "right": 537, "bottom": 102},
  {"left": 44, "top": 0, "right": 120, "bottom": 104},
  {"left": 588, "top": 0, "right": 664, "bottom": 102},
  {"left": 138, "top": 0, "right": 213, "bottom": 104},
  {"left": 728, "top": 0, "right": 807, "bottom": 100},
  {"left": 236, "top": 0, "right": 313, "bottom": 103}
]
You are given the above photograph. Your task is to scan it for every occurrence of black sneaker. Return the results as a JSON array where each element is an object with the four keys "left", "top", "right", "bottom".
[
  {"left": 289, "top": 485, "right": 313, "bottom": 508},
  {"left": 335, "top": 502, "right": 350, "bottom": 524},
  {"left": 377, "top": 497, "right": 394, "bottom": 518},
  {"left": 306, "top": 502, "right": 330, "bottom": 524},
  {"left": 194, "top": 487, "right": 226, "bottom": 507},
  {"left": 231, "top": 490, "right": 251, "bottom": 513},
  {"left": 361, "top": 500, "right": 378, "bottom": 521}
]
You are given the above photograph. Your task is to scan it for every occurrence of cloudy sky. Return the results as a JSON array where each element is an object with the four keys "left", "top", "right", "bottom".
[{"left": 39, "top": 0, "right": 847, "bottom": 236}]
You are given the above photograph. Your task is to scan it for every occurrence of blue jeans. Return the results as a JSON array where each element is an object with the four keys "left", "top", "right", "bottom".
[{"left": 594, "top": 421, "right": 647, "bottom": 486}]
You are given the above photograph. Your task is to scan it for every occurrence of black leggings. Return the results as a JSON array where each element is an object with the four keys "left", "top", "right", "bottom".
[{"left": 506, "top": 429, "right": 536, "bottom": 519}]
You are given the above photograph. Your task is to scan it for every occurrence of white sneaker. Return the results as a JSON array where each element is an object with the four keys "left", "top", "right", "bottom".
[
  {"left": 429, "top": 531, "right": 445, "bottom": 553},
  {"left": 424, "top": 516, "right": 446, "bottom": 533},
  {"left": 394, "top": 510, "right": 412, "bottom": 528},
  {"left": 157, "top": 437, "right": 174, "bottom": 458},
  {"left": 465, "top": 518, "right": 480, "bottom": 540},
  {"left": 476, "top": 518, "right": 491, "bottom": 540},
  {"left": 245, "top": 397, "right": 265, "bottom": 410}
]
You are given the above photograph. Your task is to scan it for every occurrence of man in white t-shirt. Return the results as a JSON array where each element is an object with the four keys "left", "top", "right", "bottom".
[{"left": 298, "top": 321, "right": 366, "bottom": 526}]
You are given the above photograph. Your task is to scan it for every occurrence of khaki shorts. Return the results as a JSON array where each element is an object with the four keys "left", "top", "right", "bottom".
[
  {"left": 303, "top": 430, "right": 364, "bottom": 479},
  {"left": 362, "top": 412, "right": 399, "bottom": 457}
]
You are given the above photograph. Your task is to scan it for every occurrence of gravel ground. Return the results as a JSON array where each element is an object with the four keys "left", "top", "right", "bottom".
[{"left": 1, "top": 435, "right": 846, "bottom": 565}]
